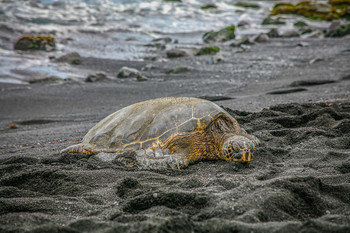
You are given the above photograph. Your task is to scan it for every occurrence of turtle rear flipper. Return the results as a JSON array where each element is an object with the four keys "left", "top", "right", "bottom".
[
  {"left": 60, "top": 144, "right": 93, "bottom": 155},
  {"left": 136, "top": 149, "right": 189, "bottom": 170}
]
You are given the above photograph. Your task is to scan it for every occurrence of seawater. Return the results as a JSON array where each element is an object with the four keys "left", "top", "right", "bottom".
[
  {"left": 0, "top": 0, "right": 273, "bottom": 84},
  {"left": 1, "top": 0, "right": 271, "bottom": 36}
]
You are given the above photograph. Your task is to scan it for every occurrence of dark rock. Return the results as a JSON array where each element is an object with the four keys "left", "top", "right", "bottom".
[
  {"left": 302, "top": 28, "right": 314, "bottom": 35},
  {"left": 14, "top": 35, "right": 56, "bottom": 51},
  {"left": 167, "top": 66, "right": 193, "bottom": 74},
  {"left": 262, "top": 17, "right": 286, "bottom": 25},
  {"left": 196, "top": 46, "right": 220, "bottom": 56},
  {"left": 294, "top": 21, "right": 308, "bottom": 27},
  {"left": 281, "top": 30, "right": 300, "bottom": 38},
  {"left": 237, "top": 20, "right": 250, "bottom": 27},
  {"left": 166, "top": 49, "right": 188, "bottom": 58},
  {"left": 267, "top": 28, "right": 280, "bottom": 38},
  {"left": 201, "top": 4, "right": 217, "bottom": 10},
  {"left": 326, "top": 21, "right": 341, "bottom": 36},
  {"left": 60, "top": 37, "right": 74, "bottom": 45},
  {"left": 326, "top": 23, "right": 350, "bottom": 37},
  {"left": 152, "top": 37, "right": 173, "bottom": 50},
  {"left": 253, "top": 33, "right": 269, "bottom": 43},
  {"left": 117, "top": 67, "right": 140, "bottom": 78},
  {"left": 341, "top": 74, "right": 350, "bottom": 81},
  {"left": 153, "top": 37, "right": 172, "bottom": 44},
  {"left": 235, "top": 2, "right": 260, "bottom": 9},
  {"left": 296, "top": 42, "right": 310, "bottom": 47},
  {"left": 203, "top": 25, "right": 236, "bottom": 43},
  {"left": 85, "top": 73, "right": 109, "bottom": 82},
  {"left": 55, "top": 52, "right": 82, "bottom": 65},
  {"left": 229, "top": 36, "right": 253, "bottom": 47}
]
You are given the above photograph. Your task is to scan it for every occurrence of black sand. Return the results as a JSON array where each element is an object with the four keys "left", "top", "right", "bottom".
[{"left": 1, "top": 38, "right": 350, "bottom": 232}]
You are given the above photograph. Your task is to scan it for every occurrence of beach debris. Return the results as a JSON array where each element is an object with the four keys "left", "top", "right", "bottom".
[
  {"left": 55, "top": 52, "right": 82, "bottom": 65},
  {"left": 117, "top": 67, "right": 141, "bottom": 78},
  {"left": 203, "top": 25, "right": 236, "bottom": 43},
  {"left": 85, "top": 73, "right": 109, "bottom": 82},
  {"left": 14, "top": 35, "right": 56, "bottom": 51},
  {"left": 309, "top": 57, "right": 324, "bottom": 64},
  {"left": 207, "top": 53, "right": 225, "bottom": 64},
  {"left": 196, "top": 46, "right": 220, "bottom": 56},
  {"left": 201, "top": 4, "right": 217, "bottom": 10},
  {"left": 61, "top": 97, "right": 260, "bottom": 169},
  {"left": 166, "top": 49, "right": 188, "bottom": 58},
  {"left": 235, "top": 2, "right": 260, "bottom": 9},
  {"left": 136, "top": 74, "right": 148, "bottom": 81},
  {"left": 270, "top": 0, "right": 350, "bottom": 21},
  {"left": 9, "top": 124, "right": 18, "bottom": 129},
  {"left": 29, "top": 76, "right": 63, "bottom": 84},
  {"left": 252, "top": 33, "right": 269, "bottom": 43},
  {"left": 167, "top": 66, "right": 193, "bottom": 74}
]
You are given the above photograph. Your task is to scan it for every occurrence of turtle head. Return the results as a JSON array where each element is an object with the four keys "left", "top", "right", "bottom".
[{"left": 222, "top": 135, "right": 256, "bottom": 163}]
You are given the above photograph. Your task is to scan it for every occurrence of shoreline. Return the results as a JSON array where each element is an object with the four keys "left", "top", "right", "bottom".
[{"left": 1, "top": 34, "right": 350, "bottom": 232}]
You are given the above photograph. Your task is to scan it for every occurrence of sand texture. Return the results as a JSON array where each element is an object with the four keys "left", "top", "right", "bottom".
[{"left": 1, "top": 100, "right": 350, "bottom": 232}]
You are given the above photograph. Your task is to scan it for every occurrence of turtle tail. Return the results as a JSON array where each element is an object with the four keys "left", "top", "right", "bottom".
[{"left": 60, "top": 144, "right": 93, "bottom": 155}]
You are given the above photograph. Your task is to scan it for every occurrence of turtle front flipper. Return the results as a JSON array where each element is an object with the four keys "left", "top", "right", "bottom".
[
  {"left": 60, "top": 144, "right": 93, "bottom": 155},
  {"left": 135, "top": 149, "right": 190, "bottom": 170}
]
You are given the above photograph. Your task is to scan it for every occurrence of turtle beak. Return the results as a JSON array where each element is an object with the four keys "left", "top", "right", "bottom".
[
  {"left": 233, "top": 149, "right": 253, "bottom": 163},
  {"left": 242, "top": 149, "right": 252, "bottom": 163}
]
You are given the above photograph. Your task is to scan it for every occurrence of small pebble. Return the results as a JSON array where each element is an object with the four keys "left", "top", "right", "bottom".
[{"left": 9, "top": 124, "right": 17, "bottom": 129}]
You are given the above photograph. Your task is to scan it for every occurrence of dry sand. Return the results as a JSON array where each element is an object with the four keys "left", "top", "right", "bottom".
[{"left": 1, "top": 38, "right": 350, "bottom": 232}]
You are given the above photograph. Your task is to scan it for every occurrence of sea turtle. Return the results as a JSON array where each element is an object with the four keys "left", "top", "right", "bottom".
[{"left": 61, "top": 97, "right": 260, "bottom": 169}]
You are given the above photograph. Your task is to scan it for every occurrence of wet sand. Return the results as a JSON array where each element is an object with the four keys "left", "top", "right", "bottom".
[{"left": 1, "top": 37, "right": 350, "bottom": 232}]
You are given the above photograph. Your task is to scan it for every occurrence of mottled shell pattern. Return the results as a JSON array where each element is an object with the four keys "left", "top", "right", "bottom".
[{"left": 81, "top": 97, "right": 238, "bottom": 153}]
